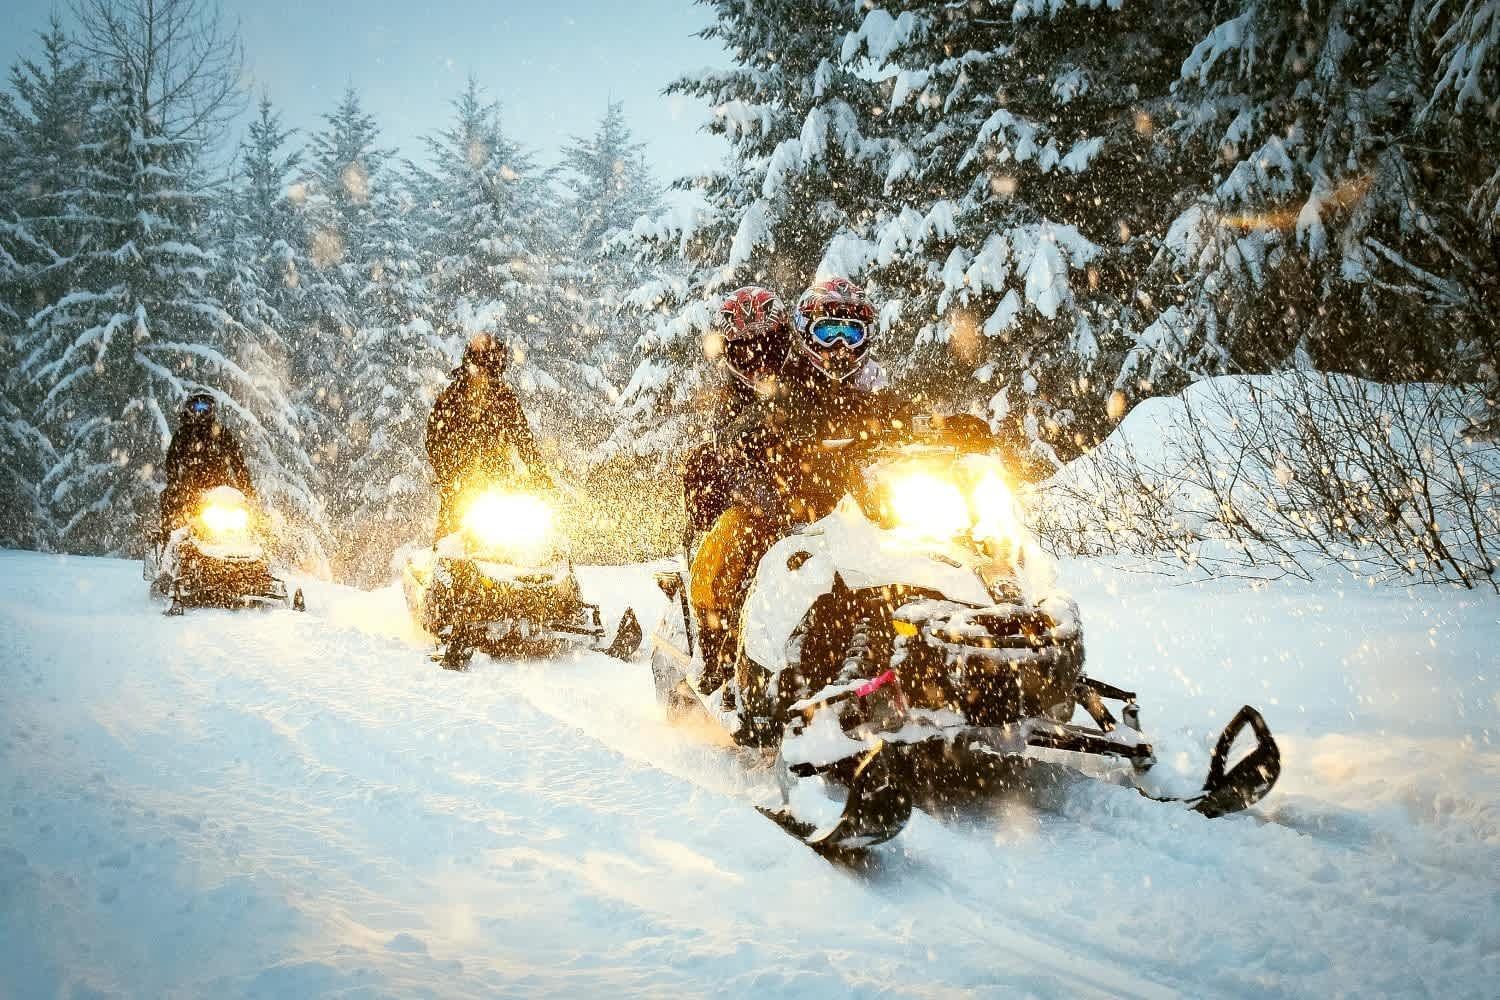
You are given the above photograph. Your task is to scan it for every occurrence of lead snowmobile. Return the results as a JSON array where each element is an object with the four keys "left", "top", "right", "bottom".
[
  {"left": 145, "top": 484, "right": 305, "bottom": 616},
  {"left": 401, "top": 482, "right": 641, "bottom": 669},
  {"left": 650, "top": 429, "right": 1281, "bottom": 853}
]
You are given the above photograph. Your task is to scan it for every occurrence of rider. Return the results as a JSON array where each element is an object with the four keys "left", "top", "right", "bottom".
[
  {"left": 682, "top": 286, "right": 793, "bottom": 541},
  {"left": 426, "top": 332, "right": 552, "bottom": 541},
  {"left": 159, "top": 392, "right": 255, "bottom": 537},
  {"left": 688, "top": 279, "right": 908, "bottom": 690}
]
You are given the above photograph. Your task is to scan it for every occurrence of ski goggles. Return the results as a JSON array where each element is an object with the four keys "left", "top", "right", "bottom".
[
  {"left": 187, "top": 397, "right": 214, "bottom": 416},
  {"left": 807, "top": 317, "right": 868, "bottom": 349}
]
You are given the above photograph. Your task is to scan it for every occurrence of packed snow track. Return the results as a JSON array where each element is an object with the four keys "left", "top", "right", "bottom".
[{"left": 1, "top": 550, "right": 1495, "bottom": 997}]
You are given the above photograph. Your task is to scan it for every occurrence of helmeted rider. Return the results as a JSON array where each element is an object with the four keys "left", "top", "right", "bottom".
[
  {"left": 159, "top": 392, "right": 255, "bottom": 537},
  {"left": 687, "top": 279, "right": 909, "bottom": 691},
  {"left": 682, "top": 286, "right": 794, "bottom": 541},
  {"left": 427, "top": 332, "right": 552, "bottom": 541}
]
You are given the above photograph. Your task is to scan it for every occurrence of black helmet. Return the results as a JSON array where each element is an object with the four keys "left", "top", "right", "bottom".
[
  {"left": 182, "top": 392, "right": 216, "bottom": 423},
  {"left": 464, "top": 333, "right": 509, "bottom": 376}
]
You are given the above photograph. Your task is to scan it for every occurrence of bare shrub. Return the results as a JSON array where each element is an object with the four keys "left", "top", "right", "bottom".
[{"left": 1031, "top": 373, "right": 1498, "bottom": 591}]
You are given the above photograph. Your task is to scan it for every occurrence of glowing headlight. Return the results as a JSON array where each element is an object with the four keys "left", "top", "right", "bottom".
[
  {"left": 199, "top": 502, "right": 250, "bottom": 537},
  {"left": 970, "top": 473, "right": 1019, "bottom": 543},
  {"left": 886, "top": 472, "right": 970, "bottom": 540},
  {"left": 460, "top": 490, "right": 553, "bottom": 551}
]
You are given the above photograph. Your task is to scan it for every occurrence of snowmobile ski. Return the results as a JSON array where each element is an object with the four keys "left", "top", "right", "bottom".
[
  {"left": 1133, "top": 705, "right": 1281, "bottom": 817},
  {"left": 758, "top": 743, "right": 913, "bottom": 853},
  {"left": 601, "top": 607, "right": 643, "bottom": 660}
]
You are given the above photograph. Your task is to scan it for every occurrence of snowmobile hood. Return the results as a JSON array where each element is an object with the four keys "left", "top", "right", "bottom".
[{"left": 742, "top": 498, "right": 995, "bottom": 674}]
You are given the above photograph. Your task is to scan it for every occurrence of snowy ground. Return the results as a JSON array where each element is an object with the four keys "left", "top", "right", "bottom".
[{"left": 1, "top": 549, "right": 1496, "bottom": 998}]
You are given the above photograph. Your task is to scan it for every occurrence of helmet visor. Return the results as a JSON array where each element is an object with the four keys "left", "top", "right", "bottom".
[
  {"left": 187, "top": 397, "right": 214, "bottom": 417},
  {"left": 808, "top": 317, "right": 868, "bottom": 348}
]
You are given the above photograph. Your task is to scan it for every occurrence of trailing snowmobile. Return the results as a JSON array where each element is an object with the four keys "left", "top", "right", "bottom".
[
  {"left": 401, "top": 483, "right": 641, "bottom": 670},
  {"left": 145, "top": 484, "right": 305, "bottom": 616},
  {"left": 650, "top": 430, "right": 1281, "bottom": 853}
]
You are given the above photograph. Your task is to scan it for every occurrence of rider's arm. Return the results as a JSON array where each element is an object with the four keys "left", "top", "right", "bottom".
[
  {"left": 426, "top": 389, "right": 458, "bottom": 482},
  {"left": 224, "top": 435, "right": 255, "bottom": 498},
  {"left": 498, "top": 391, "right": 551, "bottom": 485}
]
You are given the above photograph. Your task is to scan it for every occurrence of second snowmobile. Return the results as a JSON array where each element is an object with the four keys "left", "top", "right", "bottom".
[
  {"left": 650, "top": 429, "right": 1281, "bottom": 852},
  {"left": 401, "top": 483, "right": 641, "bottom": 669},
  {"left": 145, "top": 484, "right": 305, "bottom": 616}
]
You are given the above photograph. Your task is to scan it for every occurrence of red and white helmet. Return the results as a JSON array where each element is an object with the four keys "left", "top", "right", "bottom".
[
  {"left": 792, "top": 278, "right": 877, "bottom": 381},
  {"left": 713, "top": 285, "right": 791, "bottom": 389}
]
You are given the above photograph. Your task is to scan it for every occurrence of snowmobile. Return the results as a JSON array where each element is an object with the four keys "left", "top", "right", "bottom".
[
  {"left": 401, "top": 484, "right": 641, "bottom": 670},
  {"left": 650, "top": 429, "right": 1281, "bottom": 853},
  {"left": 145, "top": 484, "right": 305, "bottom": 616}
]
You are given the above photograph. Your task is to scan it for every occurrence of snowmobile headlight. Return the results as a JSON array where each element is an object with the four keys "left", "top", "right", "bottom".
[
  {"left": 970, "top": 472, "right": 1021, "bottom": 545},
  {"left": 886, "top": 472, "right": 970, "bottom": 540},
  {"left": 199, "top": 501, "right": 250, "bottom": 538},
  {"left": 461, "top": 489, "right": 553, "bottom": 552}
]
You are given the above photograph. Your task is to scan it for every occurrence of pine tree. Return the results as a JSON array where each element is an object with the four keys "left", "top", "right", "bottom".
[
  {"left": 833, "top": 1, "right": 1208, "bottom": 467},
  {"left": 214, "top": 97, "right": 331, "bottom": 572},
  {"left": 299, "top": 88, "right": 442, "bottom": 582},
  {"left": 16, "top": 0, "right": 249, "bottom": 555},
  {"left": 1151, "top": 0, "right": 1483, "bottom": 385},
  {"left": 560, "top": 101, "right": 663, "bottom": 450},
  {"left": 0, "top": 18, "right": 89, "bottom": 548},
  {"left": 609, "top": 0, "right": 887, "bottom": 469}
]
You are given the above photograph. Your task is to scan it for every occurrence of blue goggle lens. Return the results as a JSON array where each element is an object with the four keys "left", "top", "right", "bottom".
[
  {"left": 809, "top": 319, "right": 867, "bottom": 347},
  {"left": 189, "top": 399, "right": 212, "bottom": 414}
]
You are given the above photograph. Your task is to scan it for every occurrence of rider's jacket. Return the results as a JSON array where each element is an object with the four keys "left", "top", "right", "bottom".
[
  {"left": 160, "top": 421, "right": 254, "bottom": 530},
  {"left": 426, "top": 367, "right": 547, "bottom": 491}
]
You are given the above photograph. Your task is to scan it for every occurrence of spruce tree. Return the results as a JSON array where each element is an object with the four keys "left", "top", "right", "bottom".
[
  {"left": 560, "top": 101, "right": 663, "bottom": 450},
  {"left": 836, "top": 1, "right": 1207, "bottom": 466},
  {"left": 17, "top": 0, "right": 248, "bottom": 555},
  {"left": 0, "top": 18, "right": 88, "bottom": 549},
  {"left": 1152, "top": 0, "right": 1481, "bottom": 384},
  {"left": 214, "top": 97, "right": 331, "bottom": 572},
  {"left": 610, "top": 0, "right": 886, "bottom": 469},
  {"left": 299, "top": 88, "right": 441, "bottom": 582}
]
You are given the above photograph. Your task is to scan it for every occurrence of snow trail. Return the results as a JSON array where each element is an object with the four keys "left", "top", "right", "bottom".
[{"left": 1, "top": 549, "right": 1495, "bottom": 997}]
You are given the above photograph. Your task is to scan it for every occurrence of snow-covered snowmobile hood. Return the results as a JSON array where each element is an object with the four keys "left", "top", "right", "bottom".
[{"left": 742, "top": 498, "right": 996, "bottom": 674}]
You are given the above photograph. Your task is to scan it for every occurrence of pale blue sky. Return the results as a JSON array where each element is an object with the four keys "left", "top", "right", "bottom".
[{"left": 2, "top": 1, "right": 730, "bottom": 188}]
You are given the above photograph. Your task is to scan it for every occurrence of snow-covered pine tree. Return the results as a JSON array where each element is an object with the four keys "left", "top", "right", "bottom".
[
  {"left": 555, "top": 101, "right": 677, "bottom": 559},
  {"left": 607, "top": 0, "right": 889, "bottom": 471},
  {"left": 336, "top": 183, "right": 445, "bottom": 584},
  {"left": 1412, "top": 0, "right": 1500, "bottom": 437},
  {"left": 836, "top": 1, "right": 1209, "bottom": 468},
  {"left": 213, "top": 97, "right": 331, "bottom": 573},
  {"left": 409, "top": 81, "right": 583, "bottom": 466},
  {"left": 299, "top": 87, "right": 443, "bottom": 583},
  {"left": 1151, "top": 0, "right": 1481, "bottom": 386},
  {"left": 0, "top": 17, "right": 88, "bottom": 549},
  {"left": 17, "top": 0, "right": 251, "bottom": 555},
  {"left": 560, "top": 101, "right": 663, "bottom": 446}
]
